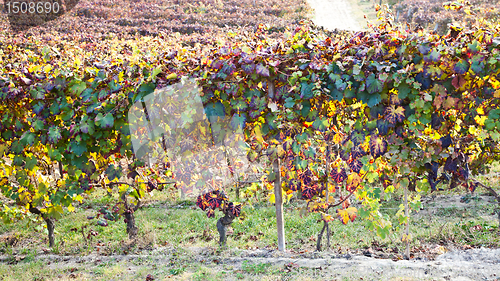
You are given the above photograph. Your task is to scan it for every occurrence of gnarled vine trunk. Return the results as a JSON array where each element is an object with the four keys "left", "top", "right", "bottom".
[
  {"left": 120, "top": 192, "right": 140, "bottom": 239},
  {"left": 44, "top": 217, "right": 55, "bottom": 248},
  {"left": 28, "top": 205, "right": 55, "bottom": 247},
  {"left": 316, "top": 220, "right": 330, "bottom": 252},
  {"left": 124, "top": 209, "right": 138, "bottom": 239},
  {"left": 216, "top": 212, "right": 235, "bottom": 247}
]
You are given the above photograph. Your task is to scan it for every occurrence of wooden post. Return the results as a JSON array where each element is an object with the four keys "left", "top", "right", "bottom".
[
  {"left": 325, "top": 143, "right": 331, "bottom": 248},
  {"left": 404, "top": 178, "right": 410, "bottom": 259},
  {"left": 273, "top": 158, "right": 285, "bottom": 252}
]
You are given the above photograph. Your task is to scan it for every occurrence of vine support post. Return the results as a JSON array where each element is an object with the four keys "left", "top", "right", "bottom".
[
  {"left": 273, "top": 157, "right": 285, "bottom": 252},
  {"left": 403, "top": 177, "right": 410, "bottom": 259},
  {"left": 325, "top": 143, "right": 331, "bottom": 249},
  {"left": 317, "top": 143, "right": 332, "bottom": 251},
  {"left": 235, "top": 180, "right": 240, "bottom": 200}
]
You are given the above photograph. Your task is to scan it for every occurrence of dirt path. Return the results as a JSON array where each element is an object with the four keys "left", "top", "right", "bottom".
[
  {"left": 1, "top": 247, "right": 499, "bottom": 280},
  {"left": 306, "top": 0, "right": 363, "bottom": 31}
]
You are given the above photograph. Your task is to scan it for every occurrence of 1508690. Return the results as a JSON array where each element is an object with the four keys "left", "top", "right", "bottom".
[{"left": 5, "top": 1, "right": 60, "bottom": 14}]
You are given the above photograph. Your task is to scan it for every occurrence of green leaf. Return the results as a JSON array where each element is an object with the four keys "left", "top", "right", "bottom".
[
  {"left": 25, "top": 155, "right": 37, "bottom": 171},
  {"left": 467, "top": 40, "right": 480, "bottom": 53},
  {"left": 300, "top": 82, "right": 314, "bottom": 99},
  {"left": 61, "top": 109, "right": 75, "bottom": 122},
  {"left": 48, "top": 126, "right": 61, "bottom": 143},
  {"left": 69, "top": 81, "right": 86, "bottom": 96},
  {"left": 488, "top": 109, "right": 500, "bottom": 120},
  {"left": 95, "top": 113, "right": 114, "bottom": 129},
  {"left": 204, "top": 102, "right": 225, "bottom": 118},
  {"left": 106, "top": 164, "right": 123, "bottom": 181},
  {"left": 366, "top": 73, "right": 383, "bottom": 94},
  {"left": 135, "top": 83, "right": 156, "bottom": 102},
  {"left": 20, "top": 132, "right": 35, "bottom": 146},
  {"left": 376, "top": 225, "right": 389, "bottom": 239},
  {"left": 398, "top": 82, "right": 411, "bottom": 99},
  {"left": 230, "top": 113, "right": 247, "bottom": 130},
  {"left": 284, "top": 97, "right": 295, "bottom": 108},
  {"left": 312, "top": 118, "right": 328, "bottom": 131},
  {"left": 453, "top": 59, "right": 469, "bottom": 74},
  {"left": 301, "top": 101, "right": 311, "bottom": 117},
  {"left": 33, "top": 120, "right": 45, "bottom": 131},
  {"left": 151, "top": 67, "right": 162, "bottom": 79},
  {"left": 47, "top": 147, "right": 63, "bottom": 161},
  {"left": 71, "top": 141, "right": 87, "bottom": 157},
  {"left": 80, "top": 121, "right": 95, "bottom": 135},
  {"left": 367, "top": 93, "right": 381, "bottom": 108}
]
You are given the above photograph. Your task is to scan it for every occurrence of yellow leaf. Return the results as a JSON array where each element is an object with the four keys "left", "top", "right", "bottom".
[
  {"left": 495, "top": 90, "right": 500, "bottom": 98},
  {"left": 75, "top": 195, "right": 84, "bottom": 203},
  {"left": 477, "top": 107, "right": 484, "bottom": 115},
  {"left": 475, "top": 115, "right": 487, "bottom": 126},
  {"left": 318, "top": 146, "right": 326, "bottom": 153},
  {"left": 269, "top": 194, "right": 275, "bottom": 204},
  {"left": 336, "top": 207, "right": 357, "bottom": 224},
  {"left": 67, "top": 204, "right": 75, "bottom": 212},
  {"left": 166, "top": 73, "right": 178, "bottom": 80},
  {"left": 490, "top": 77, "right": 500, "bottom": 89},
  {"left": 430, "top": 132, "right": 441, "bottom": 140},
  {"left": 74, "top": 57, "right": 81, "bottom": 68},
  {"left": 332, "top": 133, "right": 344, "bottom": 144},
  {"left": 346, "top": 173, "right": 361, "bottom": 190},
  {"left": 469, "top": 126, "right": 477, "bottom": 134},
  {"left": 322, "top": 213, "right": 334, "bottom": 222}
]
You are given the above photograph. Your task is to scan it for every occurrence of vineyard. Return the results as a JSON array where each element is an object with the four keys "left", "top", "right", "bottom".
[{"left": 1, "top": 0, "right": 500, "bottom": 280}]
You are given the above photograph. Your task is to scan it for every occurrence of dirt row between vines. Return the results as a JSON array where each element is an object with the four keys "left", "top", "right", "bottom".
[{"left": 1, "top": 246, "right": 499, "bottom": 280}]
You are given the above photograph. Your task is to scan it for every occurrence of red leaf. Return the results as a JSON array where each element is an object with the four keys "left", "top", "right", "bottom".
[
  {"left": 369, "top": 135, "right": 387, "bottom": 158},
  {"left": 330, "top": 167, "right": 347, "bottom": 183}
]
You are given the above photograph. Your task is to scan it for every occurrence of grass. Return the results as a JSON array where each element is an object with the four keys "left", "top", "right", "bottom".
[
  {"left": 0, "top": 162, "right": 499, "bottom": 279},
  {"left": 0, "top": 188, "right": 498, "bottom": 256}
]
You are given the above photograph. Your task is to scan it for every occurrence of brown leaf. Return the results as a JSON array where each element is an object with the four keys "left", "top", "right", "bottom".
[{"left": 452, "top": 75, "right": 466, "bottom": 89}]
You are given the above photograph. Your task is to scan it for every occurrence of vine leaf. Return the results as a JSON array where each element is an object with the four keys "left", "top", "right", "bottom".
[
  {"left": 453, "top": 59, "right": 470, "bottom": 75},
  {"left": 452, "top": 75, "right": 466, "bottom": 89},
  {"left": 242, "top": 64, "right": 255, "bottom": 74},
  {"left": 377, "top": 119, "right": 390, "bottom": 136},
  {"left": 337, "top": 207, "right": 357, "bottom": 224},
  {"left": 301, "top": 186, "right": 316, "bottom": 200},
  {"left": 300, "top": 82, "right": 314, "bottom": 99},
  {"left": 256, "top": 64, "right": 270, "bottom": 77},
  {"left": 95, "top": 113, "right": 115, "bottom": 129},
  {"left": 366, "top": 73, "right": 383, "bottom": 94},
  {"left": 48, "top": 126, "right": 62, "bottom": 143},
  {"left": 369, "top": 135, "right": 387, "bottom": 158},
  {"left": 106, "top": 164, "right": 123, "bottom": 181},
  {"left": 206, "top": 209, "right": 215, "bottom": 218},
  {"left": 348, "top": 159, "right": 363, "bottom": 173},
  {"left": 330, "top": 166, "right": 347, "bottom": 183},
  {"left": 228, "top": 202, "right": 242, "bottom": 217},
  {"left": 440, "top": 134, "right": 453, "bottom": 148},
  {"left": 385, "top": 105, "right": 405, "bottom": 124},
  {"left": 350, "top": 146, "right": 366, "bottom": 159},
  {"left": 346, "top": 173, "right": 362, "bottom": 191}
]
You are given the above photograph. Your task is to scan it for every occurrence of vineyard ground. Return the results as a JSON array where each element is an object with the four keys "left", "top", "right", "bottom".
[
  {"left": 0, "top": 239, "right": 499, "bottom": 280},
  {"left": 0, "top": 187, "right": 499, "bottom": 280}
]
